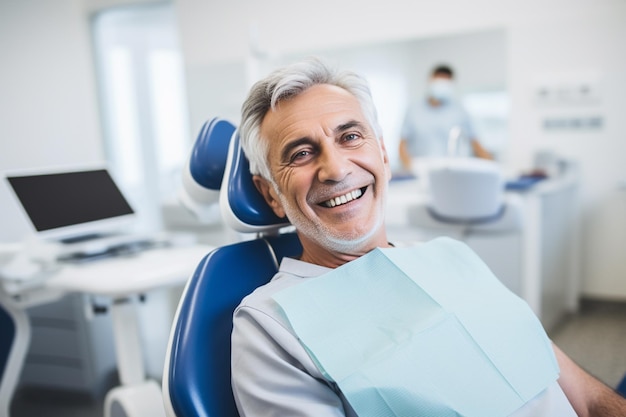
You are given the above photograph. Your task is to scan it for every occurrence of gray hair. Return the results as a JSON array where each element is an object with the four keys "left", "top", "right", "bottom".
[{"left": 239, "top": 57, "right": 383, "bottom": 180}]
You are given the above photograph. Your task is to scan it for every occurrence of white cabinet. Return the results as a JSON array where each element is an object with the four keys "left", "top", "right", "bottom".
[{"left": 20, "top": 293, "right": 117, "bottom": 396}]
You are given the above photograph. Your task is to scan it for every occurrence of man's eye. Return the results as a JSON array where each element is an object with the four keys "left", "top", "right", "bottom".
[
  {"left": 290, "top": 150, "right": 312, "bottom": 163},
  {"left": 343, "top": 133, "right": 362, "bottom": 144}
]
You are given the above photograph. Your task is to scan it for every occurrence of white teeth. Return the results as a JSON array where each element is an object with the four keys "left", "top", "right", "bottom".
[{"left": 323, "top": 188, "right": 363, "bottom": 208}]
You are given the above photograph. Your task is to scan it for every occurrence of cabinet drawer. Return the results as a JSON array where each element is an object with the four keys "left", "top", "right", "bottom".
[
  {"left": 28, "top": 325, "right": 82, "bottom": 359},
  {"left": 20, "top": 362, "right": 90, "bottom": 392}
]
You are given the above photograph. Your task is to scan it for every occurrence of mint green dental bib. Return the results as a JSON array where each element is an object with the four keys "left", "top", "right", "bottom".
[{"left": 273, "top": 238, "right": 558, "bottom": 417}]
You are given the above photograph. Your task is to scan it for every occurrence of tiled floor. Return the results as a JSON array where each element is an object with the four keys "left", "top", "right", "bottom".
[
  {"left": 10, "top": 299, "right": 626, "bottom": 416},
  {"left": 549, "top": 298, "right": 626, "bottom": 389},
  {"left": 11, "top": 387, "right": 104, "bottom": 417}
]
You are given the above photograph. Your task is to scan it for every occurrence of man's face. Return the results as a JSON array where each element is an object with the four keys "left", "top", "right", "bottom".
[
  {"left": 253, "top": 84, "right": 391, "bottom": 265},
  {"left": 428, "top": 73, "right": 454, "bottom": 103}
]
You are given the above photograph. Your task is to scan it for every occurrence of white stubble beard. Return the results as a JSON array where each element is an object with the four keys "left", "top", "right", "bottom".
[{"left": 271, "top": 179, "right": 387, "bottom": 256}]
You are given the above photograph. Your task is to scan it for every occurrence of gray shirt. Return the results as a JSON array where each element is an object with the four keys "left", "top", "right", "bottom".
[
  {"left": 231, "top": 256, "right": 576, "bottom": 417},
  {"left": 401, "top": 99, "right": 476, "bottom": 158}
]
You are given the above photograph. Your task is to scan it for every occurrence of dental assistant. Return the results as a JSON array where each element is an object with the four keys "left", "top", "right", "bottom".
[{"left": 398, "top": 64, "right": 492, "bottom": 172}]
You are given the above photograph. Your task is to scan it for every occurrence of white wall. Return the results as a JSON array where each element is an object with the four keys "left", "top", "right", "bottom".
[
  {"left": 0, "top": 0, "right": 104, "bottom": 170},
  {"left": 0, "top": 0, "right": 105, "bottom": 241},
  {"left": 507, "top": 10, "right": 626, "bottom": 299},
  {"left": 175, "top": 0, "right": 626, "bottom": 299}
]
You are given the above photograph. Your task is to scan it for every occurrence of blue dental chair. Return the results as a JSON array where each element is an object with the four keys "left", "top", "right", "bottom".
[{"left": 162, "top": 118, "right": 302, "bottom": 417}]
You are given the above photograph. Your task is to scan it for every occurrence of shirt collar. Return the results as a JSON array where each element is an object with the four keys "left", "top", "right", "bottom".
[
  {"left": 278, "top": 257, "right": 332, "bottom": 278},
  {"left": 277, "top": 242, "right": 409, "bottom": 279}
]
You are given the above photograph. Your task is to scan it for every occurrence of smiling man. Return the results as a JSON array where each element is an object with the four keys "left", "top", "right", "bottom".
[
  {"left": 230, "top": 57, "right": 626, "bottom": 417},
  {"left": 250, "top": 82, "right": 391, "bottom": 267}
]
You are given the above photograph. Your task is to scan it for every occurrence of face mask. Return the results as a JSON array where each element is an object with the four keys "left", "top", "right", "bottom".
[{"left": 428, "top": 79, "right": 454, "bottom": 103}]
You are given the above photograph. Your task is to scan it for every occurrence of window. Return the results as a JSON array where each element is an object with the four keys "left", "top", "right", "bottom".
[
  {"left": 462, "top": 90, "right": 510, "bottom": 159},
  {"left": 92, "top": 2, "right": 190, "bottom": 232}
]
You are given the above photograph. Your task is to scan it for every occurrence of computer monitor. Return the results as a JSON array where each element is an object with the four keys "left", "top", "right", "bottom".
[{"left": 4, "top": 166, "right": 136, "bottom": 242}]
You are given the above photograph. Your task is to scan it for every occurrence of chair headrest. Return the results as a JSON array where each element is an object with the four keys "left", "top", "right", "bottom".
[
  {"left": 189, "top": 118, "right": 235, "bottom": 190},
  {"left": 219, "top": 130, "right": 291, "bottom": 233},
  {"left": 179, "top": 119, "right": 235, "bottom": 221},
  {"left": 182, "top": 117, "right": 291, "bottom": 233}
]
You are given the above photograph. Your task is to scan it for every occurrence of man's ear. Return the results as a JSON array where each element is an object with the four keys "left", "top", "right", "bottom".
[{"left": 252, "top": 175, "right": 286, "bottom": 218}]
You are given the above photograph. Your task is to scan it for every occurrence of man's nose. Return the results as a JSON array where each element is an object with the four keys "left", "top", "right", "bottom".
[{"left": 317, "top": 147, "right": 350, "bottom": 183}]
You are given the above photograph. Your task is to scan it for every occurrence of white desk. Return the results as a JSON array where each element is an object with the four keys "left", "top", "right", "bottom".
[
  {"left": 2, "top": 243, "right": 213, "bottom": 417},
  {"left": 46, "top": 244, "right": 211, "bottom": 297}
]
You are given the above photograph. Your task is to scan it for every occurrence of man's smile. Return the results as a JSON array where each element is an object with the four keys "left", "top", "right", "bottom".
[{"left": 319, "top": 187, "right": 367, "bottom": 208}]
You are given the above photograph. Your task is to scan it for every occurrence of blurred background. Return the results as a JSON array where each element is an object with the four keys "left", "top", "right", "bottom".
[{"left": 1, "top": 0, "right": 625, "bottom": 415}]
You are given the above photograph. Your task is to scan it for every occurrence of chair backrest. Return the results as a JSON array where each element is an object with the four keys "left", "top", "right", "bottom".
[
  {"left": 163, "top": 118, "right": 301, "bottom": 417},
  {"left": 618, "top": 373, "right": 626, "bottom": 397},
  {"left": 0, "top": 292, "right": 30, "bottom": 417}
]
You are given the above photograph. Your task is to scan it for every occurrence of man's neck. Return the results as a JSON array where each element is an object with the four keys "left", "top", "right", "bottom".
[
  {"left": 298, "top": 237, "right": 393, "bottom": 269},
  {"left": 428, "top": 97, "right": 442, "bottom": 107}
]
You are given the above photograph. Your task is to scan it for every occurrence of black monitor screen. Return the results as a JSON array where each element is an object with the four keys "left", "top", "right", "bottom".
[{"left": 7, "top": 169, "right": 134, "bottom": 232}]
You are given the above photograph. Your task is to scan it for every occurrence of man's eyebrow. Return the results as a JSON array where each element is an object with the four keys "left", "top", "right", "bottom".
[{"left": 335, "top": 120, "right": 365, "bottom": 133}]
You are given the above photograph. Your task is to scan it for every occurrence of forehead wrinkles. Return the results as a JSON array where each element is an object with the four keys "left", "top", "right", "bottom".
[{"left": 261, "top": 86, "right": 367, "bottom": 151}]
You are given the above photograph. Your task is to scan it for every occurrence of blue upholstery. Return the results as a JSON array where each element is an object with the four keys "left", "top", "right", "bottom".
[
  {"left": 0, "top": 294, "right": 30, "bottom": 417},
  {"left": 222, "top": 132, "right": 288, "bottom": 229},
  {"left": 618, "top": 373, "right": 626, "bottom": 397},
  {"left": 179, "top": 118, "right": 237, "bottom": 221},
  {"left": 0, "top": 305, "right": 15, "bottom": 381},
  {"left": 165, "top": 233, "right": 301, "bottom": 417},
  {"left": 163, "top": 117, "right": 301, "bottom": 417},
  {"left": 189, "top": 118, "right": 236, "bottom": 191}
]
